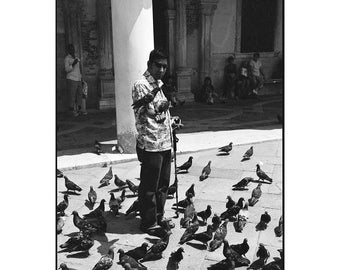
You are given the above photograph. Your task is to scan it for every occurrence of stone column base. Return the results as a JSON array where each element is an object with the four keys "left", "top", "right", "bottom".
[
  {"left": 98, "top": 76, "right": 115, "bottom": 110},
  {"left": 176, "top": 68, "right": 194, "bottom": 102}
]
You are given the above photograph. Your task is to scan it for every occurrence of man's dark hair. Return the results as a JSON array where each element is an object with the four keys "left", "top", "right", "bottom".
[
  {"left": 253, "top": 52, "right": 260, "bottom": 58},
  {"left": 148, "top": 49, "right": 167, "bottom": 65}
]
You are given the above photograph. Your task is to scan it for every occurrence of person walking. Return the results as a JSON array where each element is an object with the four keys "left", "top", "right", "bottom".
[{"left": 132, "top": 49, "right": 176, "bottom": 236}]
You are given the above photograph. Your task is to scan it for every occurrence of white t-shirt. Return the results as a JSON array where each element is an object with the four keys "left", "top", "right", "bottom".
[{"left": 249, "top": 59, "right": 262, "bottom": 77}]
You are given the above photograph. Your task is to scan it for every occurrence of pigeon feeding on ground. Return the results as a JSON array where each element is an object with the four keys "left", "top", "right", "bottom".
[
  {"left": 125, "top": 242, "right": 149, "bottom": 261},
  {"left": 199, "top": 161, "right": 211, "bottom": 181},
  {"left": 99, "top": 167, "right": 113, "bottom": 187},
  {"left": 126, "top": 179, "right": 139, "bottom": 195},
  {"left": 94, "top": 140, "right": 103, "bottom": 155},
  {"left": 180, "top": 199, "right": 196, "bottom": 228},
  {"left": 92, "top": 248, "right": 115, "bottom": 270},
  {"left": 176, "top": 156, "right": 193, "bottom": 173},
  {"left": 167, "top": 179, "right": 177, "bottom": 198},
  {"left": 125, "top": 199, "right": 140, "bottom": 216},
  {"left": 167, "top": 247, "right": 185, "bottom": 269},
  {"left": 114, "top": 174, "right": 127, "bottom": 188},
  {"left": 218, "top": 142, "right": 233, "bottom": 155},
  {"left": 256, "top": 211, "right": 271, "bottom": 231},
  {"left": 57, "top": 216, "right": 66, "bottom": 234},
  {"left": 109, "top": 192, "right": 120, "bottom": 216},
  {"left": 83, "top": 199, "right": 106, "bottom": 219},
  {"left": 256, "top": 164, "right": 273, "bottom": 183},
  {"left": 185, "top": 184, "right": 195, "bottom": 197},
  {"left": 60, "top": 234, "right": 94, "bottom": 253},
  {"left": 71, "top": 211, "right": 99, "bottom": 234},
  {"left": 233, "top": 202, "right": 249, "bottom": 233},
  {"left": 189, "top": 224, "right": 214, "bottom": 247},
  {"left": 197, "top": 205, "right": 212, "bottom": 224},
  {"left": 248, "top": 183, "right": 262, "bottom": 206},
  {"left": 226, "top": 195, "right": 236, "bottom": 209},
  {"left": 118, "top": 249, "right": 147, "bottom": 270},
  {"left": 141, "top": 231, "right": 172, "bottom": 262},
  {"left": 256, "top": 244, "right": 270, "bottom": 263},
  {"left": 230, "top": 238, "right": 249, "bottom": 257},
  {"left": 220, "top": 197, "right": 245, "bottom": 221},
  {"left": 64, "top": 176, "right": 82, "bottom": 193},
  {"left": 179, "top": 213, "right": 200, "bottom": 244},
  {"left": 57, "top": 194, "right": 69, "bottom": 215},
  {"left": 274, "top": 215, "right": 283, "bottom": 237},
  {"left": 241, "top": 146, "right": 253, "bottom": 161},
  {"left": 232, "top": 177, "right": 254, "bottom": 190},
  {"left": 223, "top": 239, "right": 250, "bottom": 267},
  {"left": 59, "top": 231, "right": 91, "bottom": 250},
  {"left": 87, "top": 186, "right": 97, "bottom": 205},
  {"left": 173, "top": 193, "right": 194, "bottom": 209},
  {"left": 209, "top": 220, "right": 228, "bottom": 252}
]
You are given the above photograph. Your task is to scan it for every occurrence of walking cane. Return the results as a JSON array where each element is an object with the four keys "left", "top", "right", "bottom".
[{"left": 172, "top": 127, "right": 179, "bottom": 218}]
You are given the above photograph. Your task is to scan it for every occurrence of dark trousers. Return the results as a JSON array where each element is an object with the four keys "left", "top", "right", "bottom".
[{"left": 136, "top": 146, "right": 171, "bottom": 228}]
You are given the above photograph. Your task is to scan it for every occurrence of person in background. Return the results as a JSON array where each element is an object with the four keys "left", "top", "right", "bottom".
[
  {"left": 249, "top": 52, "right": 265, "bottom": 95},
  {"left": 223, "top": 56, "right": 237, "bottom": 100},
  {"left": 202, "top": 76, "right": 217, "bottom": 105},
  {"left": 64, "top": 44, "right": 87, "bottom": 116},
  {"left": 163, "top": 76, "right": 185, "bottom": 107}
]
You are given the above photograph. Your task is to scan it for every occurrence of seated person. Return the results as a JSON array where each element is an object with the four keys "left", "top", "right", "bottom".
[
  {"left": 163, "top": 76, "right": 185, "bottom": 107},
  {"left": 223, "top": 56, "right": 237, "bottom": 100},
  {"left": 248, "top": 52, "right": 265, "bottom": 95},
  {"left": 202, "top": 76, "right": 217, "bottom": 105},
  {"left": 236, "top": 61, "right": 251, "bottom": 99}
]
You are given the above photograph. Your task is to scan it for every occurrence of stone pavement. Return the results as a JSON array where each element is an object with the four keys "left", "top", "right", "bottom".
[{"left": 57, "top": 139, "right": 282, "bottom": 270}]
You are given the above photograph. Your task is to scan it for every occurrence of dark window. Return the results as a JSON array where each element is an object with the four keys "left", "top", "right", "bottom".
[{"left": 241, "top": 0, "right": 277, "bottom": 53}]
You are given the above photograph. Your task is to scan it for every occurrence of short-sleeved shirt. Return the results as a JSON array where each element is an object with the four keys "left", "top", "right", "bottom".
[
  {"left": 249, "top": 59, "right": 262, "bottom": 77},
  {"left": 132, "top": 71, "right": 172, "bottom": 152},
  {"left": 64, "top": 54, "right": 82, "bottom": 81}
]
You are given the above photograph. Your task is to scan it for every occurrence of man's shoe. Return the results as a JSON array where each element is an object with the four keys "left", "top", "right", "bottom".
[
  {"left": 81, "top": 111, "right": 88, "bottom": 115},
  {"left": 140, "top": 224, "right": 166, "bottom": 237},
  {"left": 158, "top": 217, "right": 175, "bottom": 229}
]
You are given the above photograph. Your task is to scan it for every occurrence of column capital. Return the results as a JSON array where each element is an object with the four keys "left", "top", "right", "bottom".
[
  {"left": 199, "top": 0, "right": 219, "bottom": 15},
  {"left": 165, "top": 9, "right": 176, "bottom": 20}
]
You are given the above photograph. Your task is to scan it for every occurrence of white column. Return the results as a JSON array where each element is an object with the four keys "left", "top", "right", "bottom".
[
  {"left": 111, "top": 0, "right": 154, "bottom": 154},
  {"left": 165, "top": 9, "right": 176, "bottom": 75},
  {"left": 274, "top": 0, "right": 283, "bottom": 53}
]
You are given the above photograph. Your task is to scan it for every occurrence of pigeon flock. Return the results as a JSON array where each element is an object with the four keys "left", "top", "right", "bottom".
[{"left": 57, "top": 142, "right": 283, "bottom": 270}]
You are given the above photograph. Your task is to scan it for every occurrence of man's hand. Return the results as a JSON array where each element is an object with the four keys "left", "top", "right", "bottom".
[{"left": 72, "top": 58, "right": 79, "bottom": 66}]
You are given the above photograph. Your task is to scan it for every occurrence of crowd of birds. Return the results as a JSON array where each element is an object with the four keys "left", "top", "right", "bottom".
[{"left": 57, "top": 141, "right": 283, "bottom": 270}]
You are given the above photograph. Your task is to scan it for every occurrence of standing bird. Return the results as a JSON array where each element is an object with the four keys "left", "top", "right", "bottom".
[
  {"left": 167, "top": 179, "right": 178, "bottom": 198},
  {"left": 190, "top": 224, "right": 214, "bottom": 247},
  {"left": 199, "top": 161, "right": 212, "bottom": 181},
  {"left": 180, "top": 198, "right": 196, "bottom": 228},
  {"left": 242, "top": 146, "right": 253, "bottom": 161},
  {"left": 126, "top": 179, "right": 139, "bottom": 195},
  {"left": 209, "top": 220, "right": 228, "bottom": 252},
  {"left": 233, "top": 202, "right": 249, "bottom": 233},
  {"left": 92, "top": 248, "right": 114, "bottom": 270},
  {"left": 211, "top": 214, "right": 222, "bottom": 231},
  {"left": 176, "top": 156, "right": 193, "bottom": 173},
  {"left": 57, "top": 194, "right": 69, "bottom": 215},
  {"left": 232, "top": 177, "right": 253, "bottom": 190},
  {"left": 126, "top": 242, "right": 149, "bottom": 261},
  {"left": 222, "top": 240, "right": 250, "bottom": 267},
  {"left": 197, "top": 205, "right": 212, "bottom": 224},
  {"left": 256, "top": 164, "right": 273, "bottom": 183},
  {"left": 226, "top": 195, "right": 235, "bottom": 209},
  {"left": 100, "top": 167, "right": 113, "bottom": 186},
  {"left": 59, "top": 231, "right": 90, "bottom": 250},
  {"left": 248, "top": 183, "right": 262, "bottom": 206},
  {"left": 256, "top": 211, "right": 271, "bottom": 231},
  {"left": 173, "top": 193, "right": 194, "bottom": 209},
  {"left": 59, "top": 263, "right": 77, "bottom": 270},
  {"left": 220, "top": 197, "right": 245, "bottom": 221},
  {"left": 179, "top": 213, "right": 200, "bottom": 244},
  {"left": 71, "top": 211, "right": 98, "bottom": 233},
  {"left": 230, "top": 238, "right": 249, "bottom": 257},
  {"left": 64, "top": 176, "right": 82, "bottom": 193},
  {"left": 125, "top": 199, "right": 140, "bottom": 216},
  {"left": 88, "top": 186, "right": 97, "bottom": 205},
  {"left": 218, "top": 142, "right": 233, "bottom": 155},
  {"left": 185, "top": 184, "right": 195, "bottom": 197},
  {"left": 167, "top": 247, "right": 185, "bottom": 269},
  {"left": 142, "top": 231, "right": 172, "bottom": 261},
  {"left": 94, "top": 140, "right": 103, "bottom": 155},
  {"left": 114, "top": 174, "right": 127, "bottom": 188},
  {"left": 274, "top": 215, "right": 283, "bottom": 237},
  {"left": 118, "top": 249, "right": 147, "bottom": 270},
  {"left": 57, "top": 216, "right": 66, "bottom": 234},
  {"left": 256, "top": 244, "right": 270, "bottom": 263},
  {"left": 117, "top": 189, "right": 126, "bottom": 204},
  {"left": 109, "top": 192, "right": 120, "bottom": 216},
  {"left": 83, "top": 199, "right": 106, "bottom": 219}
]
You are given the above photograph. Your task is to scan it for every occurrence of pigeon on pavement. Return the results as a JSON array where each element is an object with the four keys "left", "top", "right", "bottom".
[
  {"left": 83, "top": 199, "right": 106, "bottom": 219},
  {"left": 256, "top": 211, "right": 271, "bottom": 231},
  {"left": 274, "top": 215, "right": 283, "bottom": 237},
  {"left": 57, "top": 169, "right": 64, "bottom": 178},
  {"left": 72, "top": 211, "right": 98, "bottom": 233},
  {"left": 114, "top": 174, "right": 127, "bottom": 188},
  {"left": 176, "top": 156, "right": 193, "bottom": 173},
  {"left": 226, "top": 195, "right": 235, "bottom": 209},
  {"left": 218, "top": 142, "right": 233, "bottom": 154},
  {"left": 125, "top": 199, "right": 140, "bottom": 216},
  {"left": 92, "top": 248, "right": 114, "bottom": 270},
  {"left": 118, "top": 249, "right": 147, "bottom": 270},
  {"left": 126, "top": 179, "right": 139, "bottom": 195},
  {"left": 57, "top": 194, "right": 69, "bottom": 215},
  {"left": 173, "top": 193, "right": 194, "bottom": 209},
  {"left": 179, "top": 213, "right": 200, "bottom": 244},
  {"left": 59, "top": 263, "right": 77, "bottom": 270},
  {"left": 141, "top": 231, "right": 172, "bottom": 261},
  {"left": 88, "top": 186, "right": 97, "bottom": 205},
  {"left": 190, "top": 224, "right": 214, "bottom": 247},
  {"left": 248, "top": 183, "right": 262, "bottom": 206},
  {"left": 109, "top": 192, "right": 120, "bottom": 216},
  {"left": 232, "top": 177, "right": 253, "bottom": 190},
  {"left": 64, "top": 176, "right": 82, "bottom": 193},
  {"left": 99, "top": 167, "right": 113, "bottom": 186},
  {"left": 222, "top": 239, "right": 250, "bottom": 267},
  {"left": 209, "top": 220, "right": 228, "bottom": 252},
  {"left": 57, "top": 216, "right": 66, "bottom": 234},
  {"left": 167, "top": 247, "right": 185, "bottom": 269},
  {"left": 199, "top": 161, "right": 211, "bottom": 181},
  {"left": 256, "top": 164, "right": 273, "bottom": 182},
  {"left": 125, "top": 242, "right": 149, "bottom": 261},
  {"left": 241, "top": 146, "right": 253, "bottom": 161},
  {"left": 117, "top": 189, "right": 126, "bottom": 204},
  {"left": 230, "top": 238, "right": 249, "bottom": 256},
  {"left": 185, "top": 184, "right": 195, "bottom": 198},
  {"left": 180, "top": 199, "right": 196, "bottom": 228},
  {"left": 197, "top": 205, "right": 212, "bottom": 224},
  {"left": 256, "top": 244, "right": 270, "bottom": 263},
  {"left": 59, "top": 231, "right": 91, "bottom": 250},
  {"left": 94, "top": 140, "right": 103, "bottom": 155},
  {"left": 220, "top": 197, "right": 245, "bottom": 221},
  {"left": 233, "top": 202, "right": 249, "bottom": 233},
  {"left": 207, "top": 259, "right": 235, "bottom": 270},
  {"left": 211, "top": 214, "right": 222, "bottom": 231}
]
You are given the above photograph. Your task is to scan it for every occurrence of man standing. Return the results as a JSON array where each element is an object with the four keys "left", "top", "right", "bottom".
[
  {"left": 132, "top": 49, "right": 175, "bottom": 236},
  {"left": 64, "top": 44, "right": 87, "bottom": 116},
  {"left": 249, "top": 52, "right": 266, "bottom": 95}
]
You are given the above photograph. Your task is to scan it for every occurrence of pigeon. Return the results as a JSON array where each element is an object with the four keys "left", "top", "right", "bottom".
[
  {"left": 226, "top": 195, "right": 235, "bottom": 209},
  {"left": 207, "top": 259, "right": 235, "bottom": 270},
  {"left": 117, "top": 189, "right": 126, "bottom": 204},
  {"left": 256, "top": 211, "right": 271, "bottom": 231},
  {"left": 126, "top": 242, "right": 149, "bottom": 261},
  {"left": 167, "top": 179, "right": 177, "bottom": 198},
  {"left": 126, "top": 179, "right": 139, "bottom": 195},
  {"left": 211, "top": 214, "right": 222, "bottom": 231},
  {"left": 57, "top": 216, "right": 66, "bottom": 234},
  {"left": 58, "top": 263, "right": 77, "bottom": 270},
  {"left": 180, "top": 198, "right": 196, "bottom": 228},
  {"left": 141, "top": 231, "right": 171, "bottom": 262},
  {"left": 199, "top": 161, "right": 212, "bottom": 181},
  {"left": 220, "top": 197, "right": 245, "bottom": 221},
  {"left": 242, "top": 146, "right": 253, "bottom": 160},
  {"left": 173, "top": 193, "right": 194, "bottom": 209},
  {"left": 256, "top": 244, "right": 270, "bottom": 263},
  {"left": 256, "top": 164, "right": 273, "bottom": 183},
  {"left": 248, "top": 183, "right": 262, "bottom": 206},
  {"left": 88, "top": 186, "right": 97, "bottom": 205},
  {"left": 118, "top": 249, "right": 147, "bottom": 270},
  {"left": 57, "top": 169, "right": 64, "bottom": 178},
  {"left": 114, "top": 174, "right": 127, "bottom": 188},
  {"left": 168, "top": 247, "right": 185, "bottom": 269},
  {"left": 125, "top": 199, "right": 140, "bottom": 216},
  {"left": 176, "top": 156, "right": 193, "bottom": 173},
  {"left": 190, "top": 224, "right": 214, "bottom": 247},
  {"left": 222, "top": 239, "right": 250, "bottom": 267},
  {"left": 64, "top": 176, "right": 82, "bottom": 193},
  {"left": 63, "top": 236, "right": 94, "bottom": 253},
  {"left": 232, "top": 177, "right": 253, "bottom": 190},
  {"left": 83, "top": 199, "right": 106, "bottom": 219},
  {"left": 109, "top": 192, "right": 120, "bottom": 216},
  {"left": 197, "top": 205, "right": 212, "bottom": 224},
  {"left": 87, "top": 213, "right": 107, "bottom": 233},
  {"left": 92, "top": 248, "right": 115, "bottom": 270},
  {"left": 185, "top": 184, "right": 195, "bottom": 197},
  {"left": 209, "top": 220, "right": 228, "bottom": 252},
  {"left": 218, "top": 142, "right": 233, "bottom": 154},
  {"left": 59, "top": 231, "right": 91, "bottom": 250},
  {"left": 140, "top": 252, "right": 163, "bottom": 262},
  {"left": 274, "top": 215, "right": 283, "bottom": 237},
  {"left": 94, "top": 140, "right": 103, "bottom": 155},
  {"left": 57, "top": 194, "right": 69, "bottom": 215},
  {"left": 100, "top": 167, "right": 113, "bottom": 186},
  {"left": 233, "top": 202, "right": 249, "bottom": 233},
  {"left": 71, "top": 211, "right": 98, "bottom": 233},
  {"left": 179, "top": 213, "right": 200, "bottom": 244},
  {"left": 230, "top": 238, "right": 249, "bottom": 256}
]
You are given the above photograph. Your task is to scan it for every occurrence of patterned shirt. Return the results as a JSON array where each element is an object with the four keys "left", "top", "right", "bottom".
[
  {"left": 132, "top": 71, "right": 172, "bottom": 152},
  {"left": 64, "top": 54, "right": 82, "bottom": 81}
]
